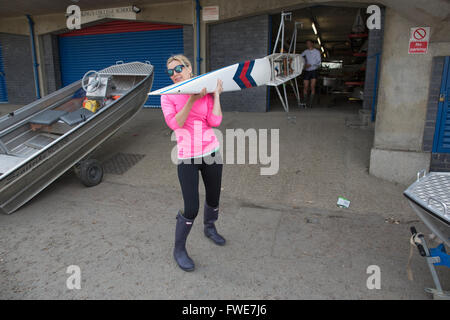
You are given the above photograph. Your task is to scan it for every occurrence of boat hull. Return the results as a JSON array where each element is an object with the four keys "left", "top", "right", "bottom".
[
  {"left": 404, "top": 171, "right": 450, "bottom": 247},
  {"left": 406, "top": 199, "right": 450, "bottom": 248},
  {"left": 149, "top": 57, "right": 271, "bottom": 95},
  {"left": 0, "top": 72, "right": 153, "bottom": 214},
  {"left": 149, "top": 54, "right": 304, "bottom": 95}
]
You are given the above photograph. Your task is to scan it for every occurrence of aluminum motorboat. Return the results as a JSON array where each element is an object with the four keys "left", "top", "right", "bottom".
[{"left": 0, "top": 61, "right": 154, "bottom": 214}]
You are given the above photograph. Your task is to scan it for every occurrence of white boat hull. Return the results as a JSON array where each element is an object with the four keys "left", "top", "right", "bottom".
[
  {"left": 149, "top": 54, "right": 305, "bottom": 95},
  {"left": 266, "top": 53, "right": 305, "bottom": 86},
  {"left": 149, "top": 57, "right": 271, "bottom": 95}
]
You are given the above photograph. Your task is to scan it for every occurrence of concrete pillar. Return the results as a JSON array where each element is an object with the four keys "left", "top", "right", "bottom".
[
  {"left": 40, "top": 34, "right": 62, "bottom": 94},
  {"left": 369, "top": 7, "right": 450, "bottom": 185}
]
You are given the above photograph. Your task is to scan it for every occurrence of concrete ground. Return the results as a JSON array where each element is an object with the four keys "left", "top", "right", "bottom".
[{"left": 0, "top": 98, "right": 448, "bottom": 299}]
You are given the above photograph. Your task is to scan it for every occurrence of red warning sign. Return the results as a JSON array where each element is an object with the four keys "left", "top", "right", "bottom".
[{"left": 409, "top": 27, "right": 430, "bottom": 54}]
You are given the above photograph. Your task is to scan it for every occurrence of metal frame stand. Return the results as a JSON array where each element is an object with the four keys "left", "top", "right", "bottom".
[
  {"left": 410, "top": 227, "right": 450, "bottom": 299},
  {"left": 288, "top": 21, "right": 305, "bottom": 109}
]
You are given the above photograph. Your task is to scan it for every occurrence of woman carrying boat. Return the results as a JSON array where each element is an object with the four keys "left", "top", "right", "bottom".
[{"left": 160, "top": 54, "right": 225, "bottom": 272}]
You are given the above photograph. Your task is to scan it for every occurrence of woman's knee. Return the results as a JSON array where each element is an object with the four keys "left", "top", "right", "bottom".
[
  {"left": 183, "top": 203, "right": 200, "bottom": 220},
  {"left": 205, "top": 184, "right": 221, "bottom": 207}
]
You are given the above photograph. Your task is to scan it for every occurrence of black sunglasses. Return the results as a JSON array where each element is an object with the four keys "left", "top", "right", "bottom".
[{"left": 167, "top": 64, "right": 185, "bottom": 76}]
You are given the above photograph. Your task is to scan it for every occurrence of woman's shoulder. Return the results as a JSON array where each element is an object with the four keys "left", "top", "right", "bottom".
[
  {"left": 161, "top": 94, "right": 190, "bottom": 104},
  {"left": 160, "top": 94, "right": 172, "bottom": 103},
  {"left": 160, "top": 94, "right": 177, "bottom": 110}
]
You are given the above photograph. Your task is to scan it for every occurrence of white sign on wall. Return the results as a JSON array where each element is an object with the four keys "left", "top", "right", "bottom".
[
  {"left": 81, "top": 6, "right": 137, "bottom": 24},
  {"left": 67, "top": 6, "right": 137, "bottom": 30},
  {"left": 202, "top": 6, "right": 219, "bottom": 21}
]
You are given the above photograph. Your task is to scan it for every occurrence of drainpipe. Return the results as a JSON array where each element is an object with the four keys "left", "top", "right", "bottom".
[
  {"left": 370, "top": 52, "right": 381, "bottom": 122},
  {"left": 195, "top": 0, "right": 202, "bottom": 76},
  {"left": 26, "top": 15, "right": 41, "bottom": 99}
]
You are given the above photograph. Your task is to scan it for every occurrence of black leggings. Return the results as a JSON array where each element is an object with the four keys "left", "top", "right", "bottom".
[{"left": 177, "top": 152, "right": 223, "bottom": 220}]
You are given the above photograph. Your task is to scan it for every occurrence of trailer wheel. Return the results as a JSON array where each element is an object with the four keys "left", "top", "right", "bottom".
[{"left": 77, "top": 159, "right": 103, "bottom": 187}]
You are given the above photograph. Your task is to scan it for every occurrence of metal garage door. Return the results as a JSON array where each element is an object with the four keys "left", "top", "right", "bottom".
[
  {"left": 434, "top": 57, "right": 450, "bottom": 153},
  {"left": 0, "top": 41, "right": 7, "bottom": 103},
  {"left": 59, "top": 20, "right": 184, "bottom": 107}
]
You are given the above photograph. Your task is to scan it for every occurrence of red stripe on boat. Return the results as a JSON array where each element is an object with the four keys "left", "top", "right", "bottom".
[{"left": 239, "top": 61, "right": 252, "bottom": 88}]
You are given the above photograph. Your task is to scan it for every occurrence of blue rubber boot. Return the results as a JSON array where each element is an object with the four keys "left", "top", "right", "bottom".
[
  {"left": 173, "top": 211, "right": 195, "bottom": 271},
  {"left": 204, "top": 202, "right": 226, "bottom": 246}
]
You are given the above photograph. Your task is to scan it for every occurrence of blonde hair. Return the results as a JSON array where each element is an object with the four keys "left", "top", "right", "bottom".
[{"left": 167, "top": 54, "right": 193, "bottom": 77}]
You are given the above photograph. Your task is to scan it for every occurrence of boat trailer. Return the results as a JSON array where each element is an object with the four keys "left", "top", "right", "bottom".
[{"left": 404, "top": 170, "right": 450, "bottom": 299}]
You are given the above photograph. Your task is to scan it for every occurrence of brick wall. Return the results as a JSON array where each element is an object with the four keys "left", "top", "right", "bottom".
[
  {"left": 41, "top": 34, "right": 62, "bottom": 94},
  {"left": 0, "top": 33, "right": 35, "bottom": 104},
  {"left": 431, "top": 153, "right": 450, "bottom": 171},
  {"left": 208, "top": 15, "right": 269, "bottom": 112},
  {"left": 183, "top": 25, "right": 194, "bottom": 69}
]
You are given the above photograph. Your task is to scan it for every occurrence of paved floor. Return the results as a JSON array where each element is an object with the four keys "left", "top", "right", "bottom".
[{"left": 0, "top": 101, "right": 448, "bottom": 299}]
